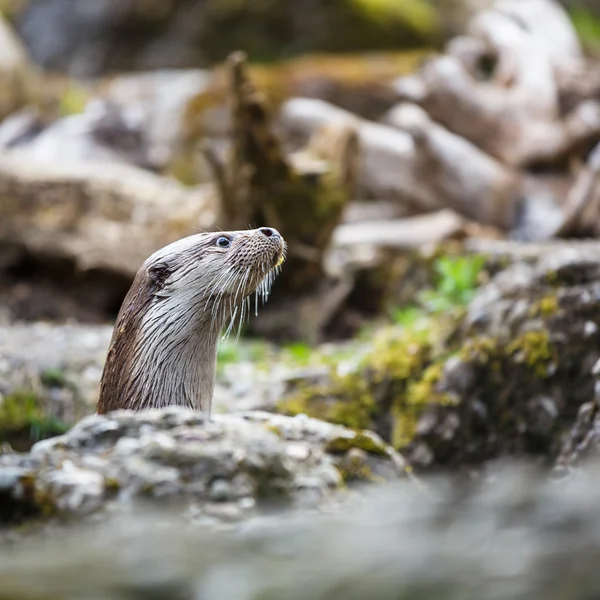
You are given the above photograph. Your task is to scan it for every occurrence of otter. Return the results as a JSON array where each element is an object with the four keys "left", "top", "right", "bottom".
[{"left": 97, "top": 227, "right": 285, "bottom": 415}]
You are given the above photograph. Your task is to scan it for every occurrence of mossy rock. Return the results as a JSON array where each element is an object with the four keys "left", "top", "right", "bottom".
[
  {"left": 277, "top": 312, "right": 456, "bottom": 444},
  {"left": 279, "top": 248, "right": 600, "bottom": 472}
]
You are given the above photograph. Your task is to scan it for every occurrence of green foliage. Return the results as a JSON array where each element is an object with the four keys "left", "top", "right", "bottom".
[
  {"left": 390, "top": 306, "right": 426, "bottom": 328},
  {"left": 216, "top": 338, "right": 274, "bottom": 374},
  {"left": 389, "top": 254, "right": 486, "bottom": 327},
  {"left": 569, "top": 5, "right": 600, "bottom": 51},
  {"left": 282, "top": 342, "right": 312, "bottom": 365},
  {"left": 418, "top": 254, "right": 486, "bottom": 314}
]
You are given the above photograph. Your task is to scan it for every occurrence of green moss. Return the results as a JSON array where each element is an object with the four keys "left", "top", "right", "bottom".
[
  {"left": 406, "top": 361, "right": 455, "bottom": 407},
  {"left": 569, "top": 6, "right": 600, "bottom": 52},
  {"left": 0, "top": 391, "right": 41, "bottom": 431},
  {"left": 0, "top": 390, "right": 69, "bottom": 450},
  {"left": 278, "top": 323, "right": 435, "bottom": 430},
  {"left": 278, "top": 374, "right": 377, "bottom": 431},
  {"left": 506, "top": 330, "right": 555, "bottom": 378},
  {"left": 278, "top": 317, "right": 453, "bottom": 447},
  {"left": 264, "top": 423, "right": 284, "bottom": 437},
  {"left": 459, "top": 329, "right": 555, "bottom": 378},
  {"left": 390, "top": 408, "right": 419, "bottom": 449},
  {"left": 59, "top": 82, "right": 89, "bottom": 116},
  {"left": 325, "top": 431, "right": 388, "bottom": 455},
  {"left": 336, "top": 459, "right": 383, "bottom": 484},
  {"left": 369, "top": 327, "right": 432, "bottom": 383},
  {"left": 391, "top": 360, "right": 458, "bottom": 449},
  {"left": 349, "top": 0, "right": 440, "bottom": 34},
  {"left": 529, "top": 294, "right": 560, "bottom": 318},
  {"left": 40, "top": 368, "right": 67, "bottom": 388}
]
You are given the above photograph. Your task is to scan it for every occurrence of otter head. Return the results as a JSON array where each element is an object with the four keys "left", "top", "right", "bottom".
[{"left": 97, "top": 227, "right": 285, "bottom": 415}]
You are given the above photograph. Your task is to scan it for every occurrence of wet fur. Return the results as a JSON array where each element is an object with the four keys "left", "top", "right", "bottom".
[{"left": 97, "top": 229, "right": 285, "bottom": 415}]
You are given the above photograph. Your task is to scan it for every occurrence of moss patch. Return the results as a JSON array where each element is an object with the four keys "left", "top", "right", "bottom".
[
  {"left": 278, "top": 313, "right": 455, "bottom": 447},
  {"left": 0, "top": 390, "right": 69, "bottom": 452},
  {"left": 506, "top": 330, "right": 555, "bottom": 378},
  {"left": 325, "top": 431, "right": 389, "bottom": 455},
  {"left": 529, "top": 294, "right": 561, "bottom": 319}
]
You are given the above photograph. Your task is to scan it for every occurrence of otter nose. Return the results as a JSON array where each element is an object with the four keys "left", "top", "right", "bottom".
[{"left": 259, "top": 227, "right": 281, "bottom": 238}]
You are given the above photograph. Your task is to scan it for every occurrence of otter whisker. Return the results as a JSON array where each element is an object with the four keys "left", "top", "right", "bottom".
[
  {"left": 205, "top": 267, "right": 233, "bottom": 317},
  {"left": 223, "top": 305, "right": 239, "bottom": 339},
  {"left": 221, "top": 265, "right": 252, "bottom": 340},
  {"left": 233, "top": 267, "right": 253, "bottom": 338}
]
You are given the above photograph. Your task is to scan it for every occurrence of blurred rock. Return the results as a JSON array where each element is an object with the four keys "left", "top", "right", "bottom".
[
  {"left": 4, "top": 99, "right": 156, "bottom": 169},
  {"left": 4, "top": 460, "right": 600, "bottom": 598},
  {"left": 405, "top": 243, "right": 600, "bottom": 469}
]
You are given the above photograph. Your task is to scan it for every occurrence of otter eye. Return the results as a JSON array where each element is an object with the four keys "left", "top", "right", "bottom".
[{"left": 216, "top": 236, "right": 231, "bottom": 248}]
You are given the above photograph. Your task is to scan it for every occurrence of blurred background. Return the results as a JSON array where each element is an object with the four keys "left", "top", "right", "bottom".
[
  {"left": 3, "top": 0, "right": 600, "bottom": 507},
  {"left": 6, "top": 4, "right": 600, "bottom": 598}
]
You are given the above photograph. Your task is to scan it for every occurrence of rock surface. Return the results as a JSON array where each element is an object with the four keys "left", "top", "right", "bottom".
[
  {"left": 2, "top": 460, "right": 600, "bottom": 599},
  {"left": 0, "top": 407, "right": 410, "bottom": 531}
]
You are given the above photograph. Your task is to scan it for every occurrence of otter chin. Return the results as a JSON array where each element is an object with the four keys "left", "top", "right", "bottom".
[{"left": 97, "top": 227, "right": 286, "bottom": 415}]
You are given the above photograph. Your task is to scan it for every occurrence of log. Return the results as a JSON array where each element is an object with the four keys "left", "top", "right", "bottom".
[
  {"left": 0, "top": 153, "right": 218, "bottom": 277},
  {"left": 393, "top": 0, "right": 600, "bottom": 167},
  {"left": 281, "top": 97, "right": 524, "bottom": 230}
]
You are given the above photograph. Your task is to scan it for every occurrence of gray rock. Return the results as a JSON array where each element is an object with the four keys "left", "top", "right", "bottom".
[
  {"left": 6, "top": 99, "right": 156, "bottom": 170},
  {"left": 0, "top": 407, "right": 409, "bottom": 529}
]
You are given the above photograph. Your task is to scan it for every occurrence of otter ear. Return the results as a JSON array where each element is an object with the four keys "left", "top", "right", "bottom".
[{"left": 147, "top": 261, "right": 172, "bottom": 289}]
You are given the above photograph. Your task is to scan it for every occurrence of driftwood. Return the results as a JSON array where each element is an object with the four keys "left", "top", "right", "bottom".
[
  {"left": 0, "top": 153, "right": 217, "bottom": 276},
  {"left": 0, "top": 15, "right": 37, "bottom": 122},
  {"left": 553, "top": 141, "right": 600, "bottom": 237},
  {"left": 394, "top": 0, "right": 600, "bottom": 168},
  {"left": 281, "top": 97, "right": 524, "bottom": 231},
  {"left": 276, "top": 0, "right": 600, "bottom": 244},
  {"left": 331, "top": 210, "right": 500, "bottom": 252}
]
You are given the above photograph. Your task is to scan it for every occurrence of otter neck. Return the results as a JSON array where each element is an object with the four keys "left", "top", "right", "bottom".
[{"left": 128, "top": 304, "right": 227, "bottom": 413}]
